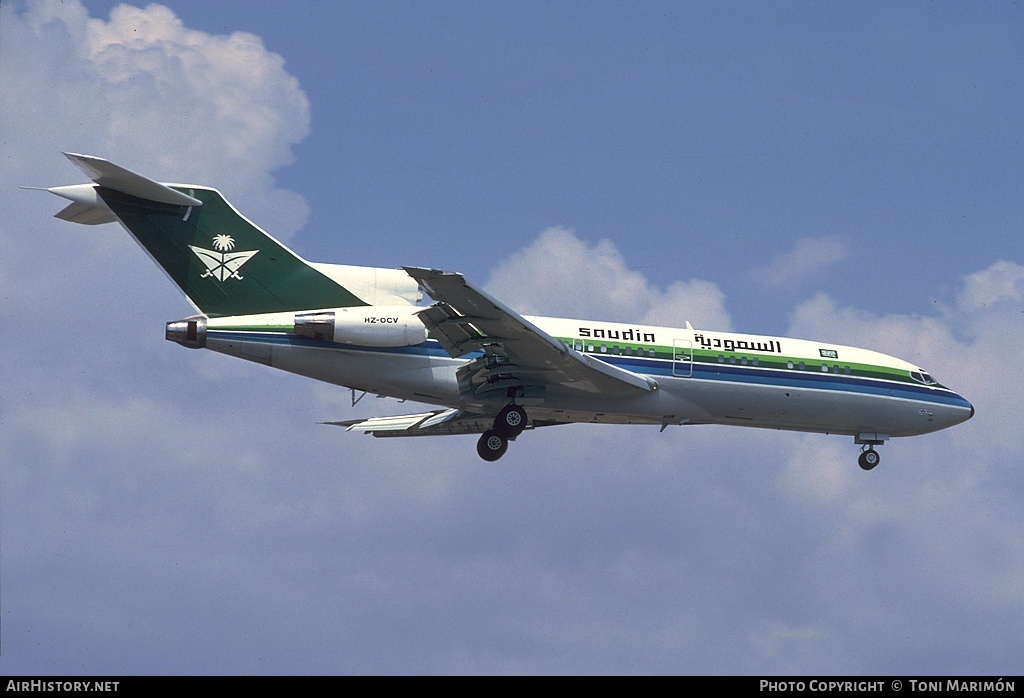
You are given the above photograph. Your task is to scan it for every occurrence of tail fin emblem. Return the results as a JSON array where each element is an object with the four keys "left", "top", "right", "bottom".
[{"left": 189, "top": 236, "right": 258, "bottom": 281}]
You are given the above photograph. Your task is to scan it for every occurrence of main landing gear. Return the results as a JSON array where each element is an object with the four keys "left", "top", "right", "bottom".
[{"left": 476, "top": 404, "right": 528, "bottom": 462}]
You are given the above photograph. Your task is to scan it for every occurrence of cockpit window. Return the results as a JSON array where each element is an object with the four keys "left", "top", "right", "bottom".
[{"left": 910, "top": 370, "right": 937, "bottom": 385}]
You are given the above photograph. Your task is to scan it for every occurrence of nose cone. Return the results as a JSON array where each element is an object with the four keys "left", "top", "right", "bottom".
[{"left": 941, "top": 390, "right": 974, "bottom": 429}]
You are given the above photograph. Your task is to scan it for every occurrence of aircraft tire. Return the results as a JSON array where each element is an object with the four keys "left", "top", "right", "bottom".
[
  {"left": 477, "top": 429, "right": 508, "bottom": 461},
  {"left": 858, "top": 449, "right": 880, "bottom": 471},
  {"left": 495, "top": 404, "right": 527, "bottom": 438}
]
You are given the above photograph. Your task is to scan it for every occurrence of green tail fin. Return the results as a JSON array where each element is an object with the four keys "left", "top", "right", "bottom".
[
  {"left": 46, "top": 154, "right": 369, "bottom": 317},
  {"left": 98, "top": 185, "right": 368, "bottom": 317}
]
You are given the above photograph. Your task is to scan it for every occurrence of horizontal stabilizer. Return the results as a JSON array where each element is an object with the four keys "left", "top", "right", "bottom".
[
  {"left": 63, "top": 152, "right": 202, "bottom": 206},
  {"left": 54, "top": 201, "right": 118, "bottom": 225}
]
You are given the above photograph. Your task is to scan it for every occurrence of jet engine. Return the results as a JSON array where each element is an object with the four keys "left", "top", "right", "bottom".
[
  {"left": 166, "top": 316, "right": 207, "bottom": 349},
  {"left": 294, "top": 306, "right": 427, "bottom": 347}
]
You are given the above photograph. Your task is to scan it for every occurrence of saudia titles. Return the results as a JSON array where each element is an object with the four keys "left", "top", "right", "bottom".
[
  {"left": 577, "top": 325, "right": 657, "bottom": 343},
  {"left": 693, "top": 333, "right": 782, "bottom": 354},
  {"left": 576, "top": 325, "right": 783, "bottom": 355}
]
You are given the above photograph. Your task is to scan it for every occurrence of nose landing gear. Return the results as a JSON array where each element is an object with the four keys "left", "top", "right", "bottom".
[
  {"left": 855, "top": 433, "right": 887, "bottom": 471},
  {"left": 858, "top": 446, "right": 880, "bottom": 471}
]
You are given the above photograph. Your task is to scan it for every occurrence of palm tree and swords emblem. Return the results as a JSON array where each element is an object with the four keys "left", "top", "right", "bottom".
[{"left": 188, "top": 234, "right": 258, "bottom": 281}]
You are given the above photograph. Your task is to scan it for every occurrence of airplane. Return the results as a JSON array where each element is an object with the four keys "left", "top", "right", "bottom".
[{"left": 33, "top": 153, "right": 974, "bottom": 470}]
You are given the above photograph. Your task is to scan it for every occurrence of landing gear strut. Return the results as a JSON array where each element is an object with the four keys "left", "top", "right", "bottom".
[{"left": 476, "top": 404, "right": 528, "bottom": 461}]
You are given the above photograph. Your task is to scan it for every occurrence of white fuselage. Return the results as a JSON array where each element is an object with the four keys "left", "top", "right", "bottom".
[{"left": 195, "top": 312, "right": 974, "bottom": 440}]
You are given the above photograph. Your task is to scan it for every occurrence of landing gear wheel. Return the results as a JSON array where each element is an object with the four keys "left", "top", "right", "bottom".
[
  {"left": 858, "top": 448, "right": 880, "bottom": 471},
  {"left": 477, "top": 429, "right": 508, "bottom": 462},
  {"left": 495, "top": 404, "right": 527, "bottom": 438}
]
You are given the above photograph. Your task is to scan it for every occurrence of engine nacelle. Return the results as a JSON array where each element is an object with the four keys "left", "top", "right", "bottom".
[
  {"left": 294, "top": 306, "right": 427, "bottom": 347},
  {"left": 166, "top": 316, "right": 207, "bottom": 349}
]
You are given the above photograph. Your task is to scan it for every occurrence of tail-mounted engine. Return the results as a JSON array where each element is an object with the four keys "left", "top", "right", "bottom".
[
  {"left": 165, "top": 316, "right": 207, "bottom": 349},
  {"left": 294, "top": 306, "right": 427, "bottom": 347},
  {"left": 166, "top": 306, "right": 427, "bottom": 350}
]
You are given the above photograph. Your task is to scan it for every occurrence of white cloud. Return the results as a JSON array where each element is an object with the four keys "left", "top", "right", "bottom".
[
  {"left": 756, "top": 236, "right": 850, "bottom": 287},
  {"left": 957, "top": 260, "right": 1024, "bottom": 315},
  {"left": 485, "top": 227, "right": 733, "bottom": 331},
  {"left": 1, "top": 0, "right": 310, "bottom": 238}
]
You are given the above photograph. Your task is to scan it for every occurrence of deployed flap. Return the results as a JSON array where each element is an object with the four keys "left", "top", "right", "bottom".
[
  {"left": 63, "top": 153, "right": 202, "bottom": 206},
  {"left": 326, "top": 408, "right": 498, "bottom": 437},
  {"left": 328, "top": 407, "right": 564, "bottom": 437},
  {"left": 404, "top": 267, "right": 655, "bottom": 398}
]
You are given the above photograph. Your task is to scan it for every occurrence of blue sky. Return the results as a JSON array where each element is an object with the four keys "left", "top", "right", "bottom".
[{"left": 1, "top": 0, "right": 1022, "bottom": 674}]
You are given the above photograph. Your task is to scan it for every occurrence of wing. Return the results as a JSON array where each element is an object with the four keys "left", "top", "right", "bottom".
[
  {"left": 404, "top": 267, "right": 656, "bottom": 405},
  {"left": 327, "top": 408, "right": 563, "bottom": 437}
]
